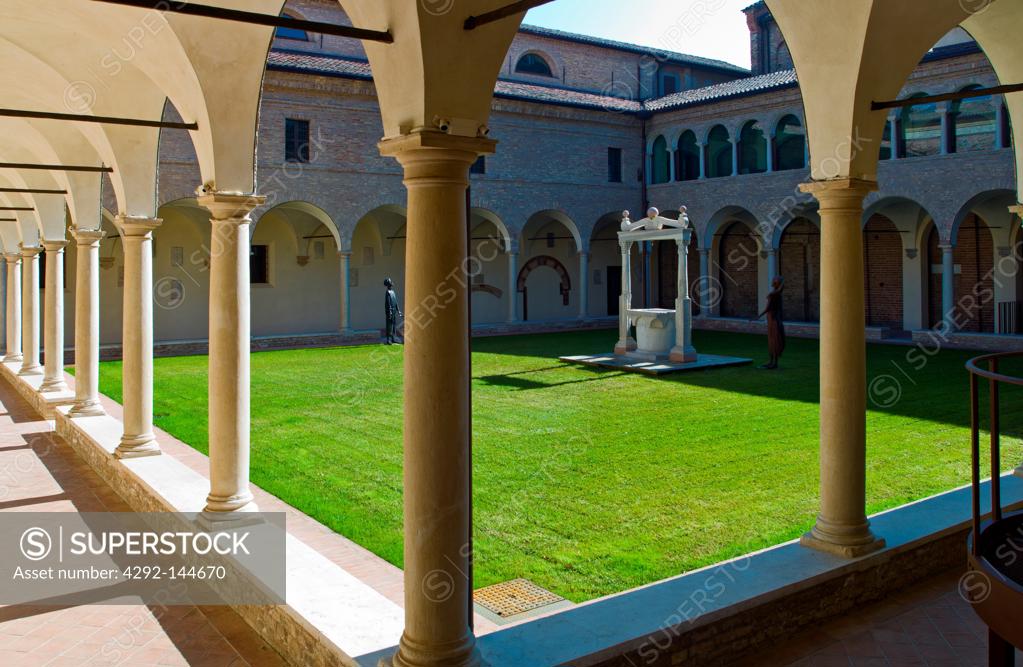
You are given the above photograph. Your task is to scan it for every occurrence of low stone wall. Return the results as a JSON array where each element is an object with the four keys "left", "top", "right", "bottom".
[
  {"left": 911, "top": 329, "right": 1023, "bottom": 352},
  {"left": 591, "top": 531, "right": 967, "bottom": 667},
  {"left": 0, "top": 363, "right": 74, "bottom": 418},
  {"left": 694, "top": 316, "right": 891, "bottom": 342}
]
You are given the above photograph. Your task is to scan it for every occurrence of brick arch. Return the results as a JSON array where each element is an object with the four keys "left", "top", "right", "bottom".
[{"left": 517, "top": 254, "right": 572, "bottom": 321}]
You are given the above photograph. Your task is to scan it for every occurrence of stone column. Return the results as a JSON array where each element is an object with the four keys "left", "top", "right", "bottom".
[
  {"left": 69, "top": 229, "right": 106, "bottom": 417},
  {"left": 197, "top": 193, "right": 265, "bottom": 518},
  {"left": 114, "top": 216, "right": 161, "bottom": 459},
  {"left": 698, "top": 143, "right": 707, "bottom": 180},
  {"left": 767, "top": 248, "right": 779, "bottom": 281},
  {"left": 766, "top": 136, "right": 775, "bottom": 173},
  {"left": 578, "top": 251, "right": 589, "bottom": 319},
  {"left": 615, "top": 240, "right": 637, "bottom": 354},
  {"left": 668, "top": 149, "right": 676, "bottom": 182},
  {"left": 940, "top": 244, "right": 956, "bottom": 330},
  {"left": 699, "top": 248, "right": 711, "bottom": 315},
  {"left": 731, "top": 140, "right": 740, "bottom": 176},
  {"left": 40, "top": 240, "right": 69, "bottom": 393},
  {"left": 18, "top": 245, "right": 42, "bottom": 376},
  {"left": 4, "top": 254, "right": 22, "bottom": 363},
  {"left": 1016, "top": 203, "right": 1023, "bottom": 476},
  {"left": 378, "top": 130, "right": 492, "bottom": 667},
  {"left": 798, "top": 179, "right": 885, "bottom": 558},
  {"left": 890, "top": 117, "right": 901, "bottom": 160},
  {"left": 506, "top": 251, "right": 518, "bottom": 323},
  {"left": 939, "top": 103, "right": 952, "bottom": 155},
  {"left": 339, "top": 251, "right": 352, "bottom": 333},
  {"left": 670, "top": 231, "right": 696, "bottom": 363}
]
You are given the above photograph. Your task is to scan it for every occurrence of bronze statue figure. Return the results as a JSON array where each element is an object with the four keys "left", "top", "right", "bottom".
[
  {"left": 384, "top": 277, "right": 403, "bottom": 345},
  {"left": 758, "top": 276, "right": 785, "bottom": 369}
]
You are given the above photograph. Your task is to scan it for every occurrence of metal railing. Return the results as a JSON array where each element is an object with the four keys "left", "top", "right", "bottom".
[{"left": 965, "top": 350, "right": 1021, "bottom": 555}]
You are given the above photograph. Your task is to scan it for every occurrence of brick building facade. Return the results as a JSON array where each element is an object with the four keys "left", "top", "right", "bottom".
[{"left": 75, "top": 0, "right": 1018, "bottom": 347}]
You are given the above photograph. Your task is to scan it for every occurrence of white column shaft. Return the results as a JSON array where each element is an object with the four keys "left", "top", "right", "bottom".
[
  {"left": 4, "top": 257, "right": 21, "bottom": 363},
  {"left": 41, "top": 242, "right": 68, "bottom": 392},
  {"left": 578, "top": 252, "right": 589, "bottom": 319},
  {"left": 339, "top": 252, "right": 352, "bottom": 332},
  {"left": 506, "top": 252, "right": 518, "bottom": 323},
  {"left": 19, "top": 247, "right": 42, "bottom": 376},
  {"left": 941, "top": 245, "right": 956, "bottom": 330},
  {"left": 70, "top": 230, "right": 106, "bottom": 416}
]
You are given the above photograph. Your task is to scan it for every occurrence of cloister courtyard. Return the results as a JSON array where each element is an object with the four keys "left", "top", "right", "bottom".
[{"left": 92, "top": 330, "right": 1023, "bottom": 602}]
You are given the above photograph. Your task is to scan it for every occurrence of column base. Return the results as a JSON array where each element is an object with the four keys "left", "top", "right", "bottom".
[
  {"left": 669, "top": 346, "right": 698, "bottom": 363},
  {"left": 198, "top": 503, "right": 262, "bottom": 530},
  {"left": 115, "top": 434, "right": 161, "bottom": 459},
  {"left": 204, "top": 491, "right": 257, "bottom": 515},
  {"left": 380, "top": 633, "right": 484, "bottom": 667},
  {"left": 18, "top": 363, "right": 43, "bottom": 376},
  {"left": 40, "top": 378, "right": 69, "bottom": 393},
  {"left": 69, "top": 400, "right": 106, "bottom": 418},
  {"left": 801, "top": 517, "right": 886, "bottom": 558},
  {"left": 614, "top": 337, "right": 637, "bottom": 355},
  {"left": 3, "top": 353, "right": 22, "bottom": 363}
]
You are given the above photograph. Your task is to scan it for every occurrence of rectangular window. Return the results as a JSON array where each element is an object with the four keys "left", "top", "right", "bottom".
[
  {"left": 285, "top": 119, "right": 310, "bottom": 163},
  {"left": 661, "top": 74, "right": 679, "bottom": 96},
  {"left": 470, "top": 156, "right": 486, "bottom": 175},
  {"left": 607, "top": 147, "right": 623, "bottom": 183},
  {"left": 250, "top": 245, "right": 269, "bottom": 284}
]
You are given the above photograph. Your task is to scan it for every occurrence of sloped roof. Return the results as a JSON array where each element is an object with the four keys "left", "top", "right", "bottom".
[
  {"left": 645, "top": 69, "right": 798, "bottom": 111},
  {"left": 517, "top": 24, "right": 749, "bottom": 75}
]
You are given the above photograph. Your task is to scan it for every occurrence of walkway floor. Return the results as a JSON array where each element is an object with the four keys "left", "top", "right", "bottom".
[
  {"left": 0, "top": 377, "right": 286, "bottom": 666},
  {"left": 739, "top": 567, "right": 1023, "bottom": 666}
]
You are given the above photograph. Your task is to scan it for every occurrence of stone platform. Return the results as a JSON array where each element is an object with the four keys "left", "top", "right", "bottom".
[{"left": 558, "top": 352, "right": 752, "bottom": 375}]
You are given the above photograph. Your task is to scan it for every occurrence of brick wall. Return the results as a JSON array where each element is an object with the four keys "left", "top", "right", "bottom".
[
  {"left": 778, "top": 219, "right": 819, "bottom": 322},
  {"left": 719, "top": 222, "right": 759, "bottom": 318},
  {"left": 864, "top": 215, "right": 904, "bottom": 328}
]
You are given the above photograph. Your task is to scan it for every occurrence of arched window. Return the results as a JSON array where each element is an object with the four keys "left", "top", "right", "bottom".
[
  {"left": 706, "top": 125, "right": 732, "bottom": 178},
  {"left": 275, "top": 13, "right": 309, "bottom": 41},
  {"left": 952, "top": 85, "right": 996, "bottom": 153},
  {"left": 678, "top": 130, "right": 700, "bottom": 181},
  {"left": 515, "top": 53, "right": 554, "bottom": 77},
  {"left": 900, "top": 93, "right": 941, "bottom": 158},
  {"left": 738, "top": 121, "right": 767, "bottom": 174},
  {"left": 775, "top": 115, "right": 806, "bottom": 169},
  {"left": 651, "top": 136, "right": 670, "bottom": 184}
]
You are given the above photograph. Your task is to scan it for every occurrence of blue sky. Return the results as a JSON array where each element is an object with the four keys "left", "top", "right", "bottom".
[{"left": 524, "top": 0, "right": 754, "bottom": 69}]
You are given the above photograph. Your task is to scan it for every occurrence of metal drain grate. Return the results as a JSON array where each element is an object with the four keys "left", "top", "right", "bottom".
[{"left": 473, "top": 578, "right": 564, "bottom": 618}]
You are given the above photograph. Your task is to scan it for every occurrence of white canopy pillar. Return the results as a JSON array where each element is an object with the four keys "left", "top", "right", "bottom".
[
  {"left": 614, "top": 239, "right": 636, "bottom": 354},
  {"left": 4, "top": 254, "right": 22, "bottom": 364},
  {"left": 18, "top": 244, "right": 42, "bottom": 376},
  {"left": 69, "top": 229, "right": 106, "bottom": 417},
  {"left": 198, "top": 193, "right": 265, "bottom": 519},
  {"left": 40, "top": 240, "right": 68, "bottom": 393},
  {"left": 699, "top": 248, "right": 711, "bottom": 315},
  {"left": 669, "top": 228, "right": 697, "bottom": 363},
  {"left": 115, "top": 216, "right": 161, "bottom": 459}
]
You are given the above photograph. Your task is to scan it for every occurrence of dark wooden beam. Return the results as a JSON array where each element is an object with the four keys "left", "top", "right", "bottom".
[
  {"left": 0, "top": 187, "right": 67, "bottom": 195},
  {"left": 872, "top": 82, "right": 1023, "bottom": 111},
  {"left": 0, "top": 163, "right": 112, "bottom": 173},
  {"left": 0, "top": 218, "right": 19, "bottom": 222},
  {"left": 0, "top": 207, "right": 33, "bottom": 211},
  {"left": 464, "top": 0, "right": 557, "bottom": 30},
  {"left": 0, "top": 108, "right": 197, "bottom": 130},
  {"left": 91, "top": 0, "right": 393, "bottom": 43}
]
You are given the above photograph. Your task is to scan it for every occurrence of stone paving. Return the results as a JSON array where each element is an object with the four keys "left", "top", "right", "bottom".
[{"left": 739, "top": 568, "right": 1023, "bottom": 667}]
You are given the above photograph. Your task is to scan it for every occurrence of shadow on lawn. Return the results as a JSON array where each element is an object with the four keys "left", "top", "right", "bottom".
[{"left": 471, "top": 328, "right": 1023, "bottom": 438}]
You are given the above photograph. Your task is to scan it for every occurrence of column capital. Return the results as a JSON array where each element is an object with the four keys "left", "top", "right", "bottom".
[
  {"left": 41, "top": 240, "right": 69, "bottom": 252},
  {"left": 577, "top": 249, "right": 589, "bottom": 258},
  {"left": 379, "top": 130, "right": 497, "bottom": 178},
  {"left": 799, "top": 178, "right": 878, "bottom": 204},
  {"left": 938, "top": 243, "right": 956, "bottom": 252},
  {"left": 197, "top": 192, "right": 266, "bottom": 222},
  {"left": 337, "top": 250, "right": 352, "bottom": 259},
  {"left": 4, "top": 252, "right": 22, "bottom": 264},
  {"left": 116, "top": 215, "right": 162, "bottom": 238},
  {"left": 18, "top": 244, "right": 42, "bottom": 257},
  {"left": 1009, "top": 204, "right": 1023, "bottom": 216},
  {"left": 70, "top": 228, "right": 107, "bottom": 244}
]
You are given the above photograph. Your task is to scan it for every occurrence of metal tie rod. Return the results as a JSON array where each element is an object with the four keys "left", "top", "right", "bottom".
[
  {"left": 0, "top": 162, "right": 112, "bottom": 173},
  {"left": 465, "top": 0, "right": 558, "bottom": 30},
  {"left": 872, "top": 82, "right": 1023, "bottom": 111},
  {"left": 0, "top": 108, "right": 197, "bottom": 130},
  {"left": 0, "top": 207, "right": 33, "bottom": 211},
  {"left": 0, "top": 187, "right": 67, "bottom": 195},
  {"left": 91, "top": 0, "right": 393, "bottom": 43}
]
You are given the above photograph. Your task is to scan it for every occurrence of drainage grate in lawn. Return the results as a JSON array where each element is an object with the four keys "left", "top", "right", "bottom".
[{"left": 473, "top": 578, "right": 565, "bottom": 618}]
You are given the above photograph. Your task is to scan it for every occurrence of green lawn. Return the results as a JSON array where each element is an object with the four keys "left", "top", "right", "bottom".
[{"left": 97, "top": 330, "right": 1023, "bottom": 602}]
